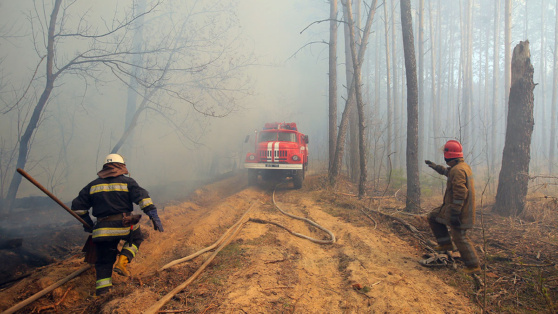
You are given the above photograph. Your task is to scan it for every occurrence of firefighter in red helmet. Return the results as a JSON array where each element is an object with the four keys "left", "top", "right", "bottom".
[{"left": 423, "top": 140, "right": 480, "bottom": 274}]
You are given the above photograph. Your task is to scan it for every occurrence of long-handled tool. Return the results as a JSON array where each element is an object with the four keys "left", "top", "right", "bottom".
[{"left": 17, "top": 168, "right": 96, "bottom": 264}]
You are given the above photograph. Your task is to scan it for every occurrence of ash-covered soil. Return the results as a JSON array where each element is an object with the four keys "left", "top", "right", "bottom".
[{"left": 0, "top": 173, "right": 556, "bottom": 313}]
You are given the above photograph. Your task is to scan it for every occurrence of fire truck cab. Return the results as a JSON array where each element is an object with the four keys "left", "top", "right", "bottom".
[{"left": 244, "top": 122, "right": 309, "bottom": 189}]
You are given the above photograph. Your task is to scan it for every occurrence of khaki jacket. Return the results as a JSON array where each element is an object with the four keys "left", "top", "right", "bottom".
[{"left": 431, "top": 158, "right": 476, "bottom": 229}]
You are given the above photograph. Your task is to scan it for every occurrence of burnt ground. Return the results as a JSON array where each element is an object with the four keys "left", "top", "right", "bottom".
[{"left": 0, "top": 173, "right": 556, "bottom": 313}]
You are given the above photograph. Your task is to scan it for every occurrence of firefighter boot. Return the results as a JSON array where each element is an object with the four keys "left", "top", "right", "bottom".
[
  {"left": 433, "top": 243, "right": 454, "bottom": 252},
  {"left": 462, "top": 265, "right": 481, "bottom": 275},
  {"left": 113, "top": 255, "right": 131, "bottom": 277}
]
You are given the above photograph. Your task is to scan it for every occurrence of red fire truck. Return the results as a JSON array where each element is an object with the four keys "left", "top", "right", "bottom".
[{"left": 244, "top": 122, "right": 309, "bottom": 189}]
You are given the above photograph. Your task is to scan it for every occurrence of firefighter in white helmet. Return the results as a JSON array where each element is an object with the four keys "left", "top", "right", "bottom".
[{"left": 71, "top": 153, "right": 164, "bottom": 296}]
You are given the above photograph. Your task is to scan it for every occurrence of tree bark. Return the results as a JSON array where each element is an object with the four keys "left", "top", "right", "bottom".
[
  {"left": 400, "top": 0, "right": 421, "bottom": 212},
  {"left": 391, "top": 1, "right": 400, "bottom": 169},
  {"left": 344, "top": 1, "right": 359, "bottom": 183},
  {"left": 494, "top": 41, "right": 535, "bottom": 216},
  {"left": 383, "top": 0, "right": 393, "bottom": 165},
  {"left": 504, "top": 0, "right": 512, "bottom": 122},
  {"left": 345, "top": 0, "right": 377, "bottom": 198},
  {"left": 428, "top": 0, "right": 439, "bottom": 158},
  {"left": 328, "top": 0, "right": 338, "bottom": 172},
  {"left": 539, "top": 0, "right": 547, "bottom": 171},
  {"left": 3, "top": 0, "right": 62, "bottom": 213},
  {"left": 418, "top": 0, "right": 424, "bottom": 163},
  {"left": 329, "top": 0, "right": 377, "bottom": 188}
]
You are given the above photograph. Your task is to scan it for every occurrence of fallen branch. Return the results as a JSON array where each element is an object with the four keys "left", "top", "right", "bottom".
[
  {"left": 264, "top": 259, "right": 287, "bottom": 264},
  {"left": 34, "top": 287, "right": 71, "bottom": 312},
  {"left": 263, "top": 286, "right": 292, "bottom": 290},
  {"left": 512, "top": 263, "right": 555, "bottom": 268}
]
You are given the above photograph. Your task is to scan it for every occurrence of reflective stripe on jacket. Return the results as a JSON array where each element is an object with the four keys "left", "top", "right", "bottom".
[{"left": 71, "top": 175, "right": 156, "bottom": 219}]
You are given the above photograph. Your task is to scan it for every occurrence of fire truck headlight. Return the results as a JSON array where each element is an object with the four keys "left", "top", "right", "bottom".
[
  {"left": 249, "top": 155, "right": 255, "bottom": 160},
  {"left": 292, "top": 155, "right": 300, "bottom": 161}
]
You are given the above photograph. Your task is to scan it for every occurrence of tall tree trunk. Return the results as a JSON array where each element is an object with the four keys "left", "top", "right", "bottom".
[
  {"left": 492, "top": 0, "right": 501, "bottom": 172},
  {"left": 447, "top": 6, "right": 456, "bottom": 138},
  {"left": 418, "top": 0, "right": 424, "bottom": 163},
  {"left": 550, "top": 0, "right": 558, "bottom": 173},
  {"left": 391, "top": 1, "right": 400, "bottom": 169},
  {"left": 345, "top": 0, "right": 377, "bottom": 197},
  {"left": 329, "top": 0, "right": 377, "bottom": 188},
  {"left": 462, "top": 0, "right": 473, "bottom": 144},
  {"left": 504, "top": 0, "right": 512, "bottom": 122},
  {"left": 328, "top": 0, "right": 338, "bottom": 172},
  {"left": 428, "top": 0, "right": 439, "bottom": 159},
  {"left": 400, "top": 0, "right": 421, "bottom": 213},
  {"left": 342, "top": 1, "right": 359, "bottom": 183},
  {"left": 494, "top": 41, "right": 535, "bottom": 216},
  {"left": 539, "top": 0, "right": 547, "bottom": 170},
  {"left": 3, "top": 0, "right": 63, "bottom": 213},
  {"left": 383, "top": 0, "right": 393, "bottom": 164}
]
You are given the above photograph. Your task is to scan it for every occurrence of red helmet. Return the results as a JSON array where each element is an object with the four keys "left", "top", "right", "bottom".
[{"left": 444, "top": 140, "right": 463, "bottom": 159}]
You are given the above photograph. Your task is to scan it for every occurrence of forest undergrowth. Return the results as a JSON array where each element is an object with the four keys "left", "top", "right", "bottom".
[{"left": 318, "top": 174, "right": 558, "bottom": 313}]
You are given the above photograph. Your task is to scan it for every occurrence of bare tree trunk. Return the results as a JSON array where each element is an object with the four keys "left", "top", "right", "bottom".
[
  {"left": 341, "top": 1, "right": 358, "bottom": 182},
  {"left": 494, "top": 41, "right": 535, "bottom": 217},
  {"left": 504, "top": 0, "right": 512, "bottom": 122},
  {"left": 383, "top": 0, "right": 393, "bottom": 164},
  {"left": 345, "top": 0, "right": 378, "bottom": 197},
  {"left": 492, "top": 0, "right": 501, "bottom": 172},
  {"left": 391, "top": 1, "right": 400, "bottom": 169},
  {"left": 328, "top": 0, "right": 338, "bottom": 172},
  {"left": 428, "top": 0, "right": 439, "bottom": 158},
  {"left": 4, "top": 0, "right": 62, "bottom": 213},
  {"left": 447, "top": 6, "right": 456, "bottom": 138},
  {"left": 329, "top": 0, "right": 377, "bottom": 188},
  {"left": 539, "top": 0, "right": 547, "bottom": 170},
  {"left": 462, "top": 0, "right": 473, "bottom": 144},
  {"left": 550, "top": 0, "right": 558, "bottom": 173},
  {"left": 400, "top": 0, "right": 421, "bottom": 213},
  {"left": 418, "top": 0, "right": 424, "bottom": 163}
]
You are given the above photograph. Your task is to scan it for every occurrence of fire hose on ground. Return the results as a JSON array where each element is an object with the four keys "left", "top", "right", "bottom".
[
  {"left": 251, "top": 182, "right": 336, "bottom": 244},
  {"left": 147, "top": 182, "right": 335, "bottom": 313},
  {"left": 2, "top": 180, "right": 335, "bottom": 313},
  {"left": 1, "top": 265, "right": 92, "bottom": 314}
]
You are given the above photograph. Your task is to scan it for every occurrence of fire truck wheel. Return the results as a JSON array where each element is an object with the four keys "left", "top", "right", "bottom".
[
  {"left": 293, "top": 170, "right": 303, "bottom": 189},
  {"left": 248, "top": 170, "right": 258, "bottom": 185}
]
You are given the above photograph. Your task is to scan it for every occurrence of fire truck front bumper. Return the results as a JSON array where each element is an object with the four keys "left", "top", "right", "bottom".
[{"left": 244, "top": 163, "right": 303, "bottom": 170}]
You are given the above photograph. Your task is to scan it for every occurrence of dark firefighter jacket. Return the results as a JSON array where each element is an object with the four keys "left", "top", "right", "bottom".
[
  {"left": 71, "top": 175, "right": 155, "bottom": 241},
  {"left": 430, "top": 158, "right": 476, "bottom": 229}
]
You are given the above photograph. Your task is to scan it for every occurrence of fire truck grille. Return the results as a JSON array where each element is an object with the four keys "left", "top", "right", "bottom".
[{"left": 259, "top": 150, "right": 288, "bottom": 162}]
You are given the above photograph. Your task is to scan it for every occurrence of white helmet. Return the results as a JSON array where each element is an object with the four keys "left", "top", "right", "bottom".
[{"left": 104, "top": 153, "right": 125, "bottom": 165}]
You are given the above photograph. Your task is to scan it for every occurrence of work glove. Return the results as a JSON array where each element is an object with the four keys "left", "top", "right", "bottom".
[
  {"left": 82, "top": 215, "right": 94, "bottom": 233},
  {"left": 450, "top": 214, "right": 462, "bottom": 227},
  {"left": 146, "top": 209, "right": 164, "bottom": 232},
  {"left": 448, "top": 204, "right": 462, "bottom": 227},
  {"left": 425, "top": 160, "right": 436, "bottom": 169}
]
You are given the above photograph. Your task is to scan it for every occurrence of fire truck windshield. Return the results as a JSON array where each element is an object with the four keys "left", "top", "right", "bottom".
[{"left": 258, "top": 131, "right": 297, "bottom": 143}]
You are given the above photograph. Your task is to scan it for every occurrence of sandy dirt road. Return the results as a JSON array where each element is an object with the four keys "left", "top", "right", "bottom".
[{"left": 0, "top": 174, "right": 479, "bottom": 313}]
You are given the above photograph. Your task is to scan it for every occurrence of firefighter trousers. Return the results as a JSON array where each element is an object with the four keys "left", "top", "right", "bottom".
[
  {"left": 427, "top": 212, "right": 479, "bottom": 268},
  {"left": 94, "top": 228, "right": 143, "bottom": 295}
]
